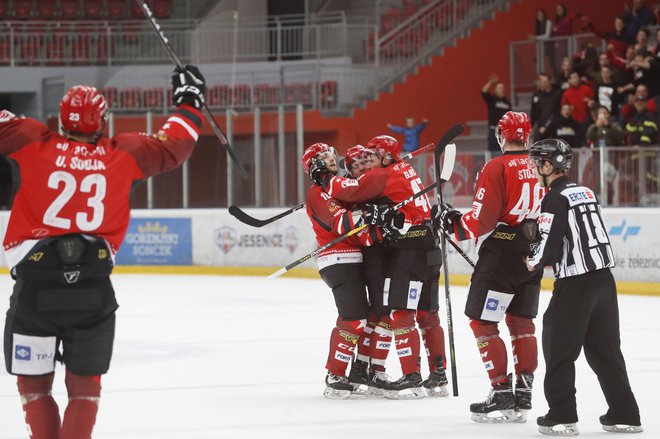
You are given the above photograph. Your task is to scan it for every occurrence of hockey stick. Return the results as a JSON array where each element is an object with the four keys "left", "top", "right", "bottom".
[
  {"left": 135, "top": 0, "right": 248, "bottom": 180},
  {"left": 443, "top": 231, "right": 476, "bottom": 269},
  {"left": 268, "top": 181, "right": 439, "bottom": 279},
  {"left": 434, "top": 123, "right": 464, "bottom": 397},
  {"left": 230, "top": 142, "right": 438, "bottom": 228}
]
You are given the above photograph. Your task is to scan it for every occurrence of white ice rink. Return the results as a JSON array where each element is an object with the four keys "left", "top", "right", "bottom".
[{"left": 0, "top": 274, "right": 657, "bottom": 438}]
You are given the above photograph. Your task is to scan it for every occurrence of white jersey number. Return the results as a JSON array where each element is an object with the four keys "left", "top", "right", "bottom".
[
  {"left": 44, "top": 171, "right": 106, "bottom": 231},
  {"left": 509, "top": 181, "right": 544, "bottom": 222},
  {"left": 410, "top": 177, "right": 431, "bottom": 212}
]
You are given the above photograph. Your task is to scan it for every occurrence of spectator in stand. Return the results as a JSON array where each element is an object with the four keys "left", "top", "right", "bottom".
[
  {"left": 586, "top": 106, "right": 626, "bottom": 147},
  {"left": 595, "top": 52, "right": 624, "bottom": 84},
  {"left": 481, "top": 74, "right": 512, "bottom": 152},
  {"left": 531, "top": 9, "right": 554, "bottom": 74},
  {"left": 554, "top": 57, "right": 573, "bottom": 91},
  {"left": 544, "top": 103, "right": 582, "bottom": 147},
  {"left": 594, "top": 65, "right": 622, "bottom": 120},
  {"left": 620, "top": 84, "right": 657, "bottom": 123},
  {"left": 552, "top": 4, "right": 573, "bottom": 36},
  {"left": 636, "top": 28, "right": 653, "bottom": 54},
  {"left": 531, "top": 73, "right": 562, "bottom": 141},
  {"left": 622, "top": 0, "right": 654, "bottom": 42},
  {"left": 387, "top": 117, "right": 428, "bottom": 153},
  {"left": 585, "top": 16, "right": 633, "bottom": 58},
  {"left": 562, "top": 71, "right": 594, "bottom": 124},
  {"left": 629, "top": 51, "right": 660, "bottom": 97},
  {"left": 654, "top": 28, "right": 660, "bottom": 57},
  {"left": 626, "top": 95, "right": 659, "bottom": 145},
  {"left": 572, "top": 43, "right": 599, "bottom": 84}
]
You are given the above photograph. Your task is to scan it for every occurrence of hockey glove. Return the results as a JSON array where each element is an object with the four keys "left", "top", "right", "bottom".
[
  {"left": 363, "top": 204, "right": 404, "bottom": 239},
  {"left": 309, "top": 158, "right": 332, "bottom": 186},
  {"left": 432, "top": 202, "right": 462, "bottom": 233},
  {"left": 172, "top": 65, "right": 206, "bottom": 109}
]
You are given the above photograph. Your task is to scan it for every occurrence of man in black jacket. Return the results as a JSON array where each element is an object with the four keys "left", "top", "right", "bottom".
[
  {"left": 526, "top": 139, "right": 642, "bottom": 436},
  {"left": 531, "top": 73, "right": 562, "bottom": 142}
]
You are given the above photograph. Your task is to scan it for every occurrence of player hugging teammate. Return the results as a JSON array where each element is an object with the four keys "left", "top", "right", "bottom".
[{"left": 302, "top": 135, "right": 448, "bottom": 400}]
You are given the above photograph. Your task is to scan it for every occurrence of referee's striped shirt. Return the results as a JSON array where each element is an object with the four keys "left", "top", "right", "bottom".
[{"left": 528, "top": 176, "right": 615, "bottom": 278}]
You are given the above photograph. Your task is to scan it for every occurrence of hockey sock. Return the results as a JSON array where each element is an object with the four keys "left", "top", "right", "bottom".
[
  {"left": 390, "top": 310, "right": 421, "bottom": 375},
  {"left": 470, "top": 319, "right": 508, "bottom": 385},
  {"left": 60, "top": 370, "right": 101, "bottom": 439},
  {"left": 17, "top": 374, "right": 61, "bottom": 439},
  {"left": 325, "top": 317, "right": 365, "bottom": 377},
  {"left": 368, "top": 315, "right": 392, "bottom": 372},
  {"left": 356, "top": 314, "right": 377, "bottom": 364},
  {"left": 506, "top": 314, "right": 538, "bottom": 376},
  {"left": 416, "top": 310, "right": 446, "bottom": 372}
]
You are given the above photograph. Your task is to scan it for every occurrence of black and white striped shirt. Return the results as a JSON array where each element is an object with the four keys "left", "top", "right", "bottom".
[{"left": 528, "top": 176, "right": 615, "bottom": 278}]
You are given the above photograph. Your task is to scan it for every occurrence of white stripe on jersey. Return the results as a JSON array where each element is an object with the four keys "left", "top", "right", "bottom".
[{"left": 167, "top": 116, "right": 199, "bottom": 141}]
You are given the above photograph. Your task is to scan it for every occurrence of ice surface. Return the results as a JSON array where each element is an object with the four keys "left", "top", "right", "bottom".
[{"left": 0, "top": 274, "right": 656, "bottom": 438}]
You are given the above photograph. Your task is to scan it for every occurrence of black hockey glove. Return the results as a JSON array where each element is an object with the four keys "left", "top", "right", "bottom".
[
  {"left": 309, "top": 158, "right": 332, "bottom": 187},
  {"left": 172, "top": 65, "right": 206, "bottom": 109},
  {"left": 432, "top": 202, "right": 462, "bottom": 233},
  {"left": 363, "top": 203, "right": 404, "bottom": 239}
]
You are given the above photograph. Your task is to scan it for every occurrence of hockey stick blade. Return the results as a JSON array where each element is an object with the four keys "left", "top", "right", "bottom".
[
  {"left": 229, "top": 203, "right": 306, "bottom": 228},
  {"left": 135, "top": 0, "right": 248, "bottom": 180},
  {"left": 440, "top": 143, "right": 456, "bottom": 182}
]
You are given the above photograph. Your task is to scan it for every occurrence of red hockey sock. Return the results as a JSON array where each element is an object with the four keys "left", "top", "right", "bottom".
[
  {"left": 17, "top": 374, "right": 61, "bottom": 439},
  {"left": 356, "top": 318, "right": 376, "bottom": 364},
  {"left": 391, "top": 310, "right": 421, "bottom": 375},
  {"left": 506, "top": 314, "right": 538, "bottom": 376},
  {"left": 417, "top": 310, "right": 446, "bottom": 371},
  {"left": 368, "top": 316, "right": 392, "bottom": 372},
  {"left": 60, "top": 371, "right": 101, "bottom": 439},
  {"left": 325, "top": 318, "right": 364, "bottom": 376},
  {"left": 470, "top": 319, "right": 508, "bottom": 385}
]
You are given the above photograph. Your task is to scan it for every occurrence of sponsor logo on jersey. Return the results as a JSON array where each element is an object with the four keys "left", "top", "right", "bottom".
[
  {"left": 98, "top": 249, "right": 108, "bottom": 260},
  {"left": 404, "top": 229, "right": 427, "bottom": 238},
  {"left": 340, "top": 179, "right": 359, "bottom": 188},
  {"left": 477, "top": 341, "right": 489, "bottom": 349},
  {"left": 396, "top": 347, "right": 412, "bottom": 357},
  {"left": 492, "top": 231, "right": 516, "bottom": 240},
  {"left": 15, "top": 345, "right": 31, "bottom": 361},
  {"left": 32, "top": 228, "right": 50, "bottom": 238},
  {"left": 339, "top": 331, "right": 359, "bottom": 344},
  {"left": 28, "top": 252, "right": 44, "bottom": 262},
  {"left": 393, "top": 328, "right": 413, "bottom": 336},
  {"left": 485, "top": 298, "right": 499, "bottom": 311},
  {"left": 563, "top": 186, "right": 596, "bottom": 207},
  {"left": 481, "top": 351, "right": 488, "bottom": 358},
  {"left": 63, "top": 271, "right": 80, "bottom": 284}
]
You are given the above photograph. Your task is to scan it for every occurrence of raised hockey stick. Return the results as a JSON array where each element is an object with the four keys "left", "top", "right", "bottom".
[
  {"left": 135, "top": 0, "right": 248, "bottom": 180},
  {"left": 267, "top": 181, "right": 439, "bottom": 279},
  {"left": 230, "top": 142, "right": 438, "bottom": 228},
  {"left": 433, "top": 123, "right": 464, "bottom": 397}
]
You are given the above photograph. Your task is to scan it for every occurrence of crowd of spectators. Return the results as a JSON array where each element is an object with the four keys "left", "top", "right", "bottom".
[{"left": 530, "top": 1, "right": 660, "bottom": 148}]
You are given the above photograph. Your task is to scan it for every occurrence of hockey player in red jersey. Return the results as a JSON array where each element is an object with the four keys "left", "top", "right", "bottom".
[
  {"left": 311, "top": 135, "right": 448, "bottom": 399},
  {"left": 437, "top": 111, "right": 544, "bottom": 422},
  {"left": 302, "top": 142, "right": 384, "bottom": 399},
  {"left": 1, "top": 65, "right": 205, "bottom": 439}
]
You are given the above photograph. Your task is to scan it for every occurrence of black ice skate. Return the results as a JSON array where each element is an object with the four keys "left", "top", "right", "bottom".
[
  {"left": 537, "top": 415, "right": 579, "bottom": 436},
  {"left": 366, "top": 369, "right": 391, "bottom": 398},
  {"left": 323, "top": 373, "right": 353, "bottom": 400},
  {"left": 383, "top": 372, "right": 425, "bottom": 400},
  {"left": 599, "top": 414, "right": 643, "bottom": 433},
  {"left": 514, "top": 373, "right": 533, "bottom": 422},
  {"left": 470, "top": 378, "right": 522, "bottom": 423},
  {"left": 422, "top": 369, "right": 449, "bottom": 397},
  {"left": 347, "top": 360, "right": 370, "bottom": 396}
]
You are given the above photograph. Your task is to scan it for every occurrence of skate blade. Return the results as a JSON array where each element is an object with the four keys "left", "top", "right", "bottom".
[
  {"left": 515, "top": 409, "right": 528, "bottom": 423},
  {"left": 538, "top": 423, "right": 579, "bottom": 436},
  {"left": 350, "top": 384, "right": 368, "bottom": 397},
  {"left": 383, "top": 387, "right": 425, "bottom": 400},
  {"left": 424, "top": 385, "right": 449, "bottom": 397},
  {"left": 471, "top": 409, "right": 521, "bottom": 423},
  {"left": 323, "top": 387, "right": 351, "bottom": 400},
  {"left": 602, "top": 424, "right": 643, "bottom": 433},
  {"left": 366, "top": 386, "right": 385, "bottom": 398}
]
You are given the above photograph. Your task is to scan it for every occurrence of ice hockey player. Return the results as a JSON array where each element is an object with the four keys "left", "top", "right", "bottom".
[
  {"left": 302, "top": 142, "right": 382, "bottom": 399},
  {"left": 526, "top": 139, "right": 642, "bottom": 436},
  {"left": 437, "top": 111, "right": 544, "bottom": 422},
  {"left": 311, "top": 135, "right": 448, "bottom": 399},
  {"left": 1, "top": 65, "right": 205, "bottom": 438}
]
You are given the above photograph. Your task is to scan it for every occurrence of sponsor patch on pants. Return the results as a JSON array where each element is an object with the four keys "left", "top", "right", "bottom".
[
  {"left": 12, "top": 334, "right": 57, "bottom": 375},
  {"left": 479, "top": 290, "right": 514, "bottom": 322},
  {"left": 383, "top": 278, "right": 390, "bottom": 306},
  {"left": 406, "top": 281, "right": 423, "bottom": 309}
]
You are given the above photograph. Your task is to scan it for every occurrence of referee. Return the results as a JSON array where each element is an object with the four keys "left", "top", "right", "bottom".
[{"left": 526, "top": 139, "right": 642, "bottom": 436}]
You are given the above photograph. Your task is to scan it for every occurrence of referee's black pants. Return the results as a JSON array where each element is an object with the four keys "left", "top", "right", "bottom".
[{"left": 542, "top": 268, "right": 640, "bottom": 425}]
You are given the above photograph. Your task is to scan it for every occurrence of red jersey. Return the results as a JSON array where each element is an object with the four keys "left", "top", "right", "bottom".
[
  {"left": 324, "top": 161, "right": 432, "bottom": 229},
  {"left": 306, "top": 184, "right": 376, "bottom": 269},
  {"left": 0, "top": 105, "right": 202, "bottom": 267},
  {"left": 452, "top": 150, "right": 545, "bottom": 242},
  {"left": 561, "top": 83, "right": 594, "bottom": 123}
]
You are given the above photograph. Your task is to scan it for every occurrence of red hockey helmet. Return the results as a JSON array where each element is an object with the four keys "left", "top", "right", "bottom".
[
  {"left": 496, "top": 111, "right": 531, "bottom": 150},
  {"left": 59, "top": 85, "right": 108, "bottom": 138},
  {"left": 301, "top": 142, "right": 335, "bottom": 174},
  {"left": 344, "top": 144, "right": 366, "bottom": 171},
  {"left": 366, "top": 135, "right": 400, "bottom": 160}
]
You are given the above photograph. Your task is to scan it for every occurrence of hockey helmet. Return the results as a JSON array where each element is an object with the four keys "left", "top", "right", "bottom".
[
  {"left": 301, "top": 142, "right": 336, "bottom": 174},
  {"left": 495, "top": 111, "right": 531, "bottom": 150},
  {"left": 528, "top": 138, "right": 573, "bottom": 172},
  {"left": 59, "top": 85, "right": 108, "bottom": 138},
  {"left": 366, "top": 135, "right": 400, "bottom": 160},
  {"left": 344, "top": 144, "right": 366, "bottom": 171}
]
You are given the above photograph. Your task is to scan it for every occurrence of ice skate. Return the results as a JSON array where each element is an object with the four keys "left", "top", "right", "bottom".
[
  {"left": 323, "top": 373, "right": 353, "bottom": 400},
  {"left": 599, "top": 414, "right": 643, "bottom": 433},
  {"left": 347, "top": 360, "right": 369, "bottom": 396},
  {"left": 470, "top": 378, "right": 522, "bottom": 423},
  {"left": 514, "top": 373, "right": 533, "bottom": 422},
  {"left": 422, "top": 369, "right": 449, "bottom": 397},
  {"left": 383, "top": 372, "right": 425, "bottom": 400},
  {"left": 366, "top": 369, "right": 391, "bottom": 398},
  {"left": 537, "top": 415, "right": 579, "bottom": 436}
]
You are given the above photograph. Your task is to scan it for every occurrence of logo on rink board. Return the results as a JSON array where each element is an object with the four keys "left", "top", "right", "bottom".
[
  {"left": 214, "top": 226, "right": 300, "bottom": 255},
  {"left": 117, "top": 218, "right": 192, "bottom": 265}
]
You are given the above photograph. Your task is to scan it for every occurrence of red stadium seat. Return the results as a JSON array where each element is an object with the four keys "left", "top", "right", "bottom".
[
  {"left": 44, "top": 28, "right": 67, "bottom": 65},
  {"left": 14, "top": 0, "right": 34, "bottom": 19},
  {"left": 120, "top": 88, "right": 142, "bottom": 108},
  {"left": 253, "top": 84, "right": 280, "bottom": 105},
  {"left": 0, "top": 0, "right": 8, "bottom": 19},
  {"left": 60, "top": 0, "right": 79, "bottom": 20},
  {"left": 0, "top": 34, "right": 11, "bottom": 65},
  {"left": 100, "top": 87, "right": 118, "bottom": 108},
  {"left": 231, "top": 84, "right": 251, "bottom": 107},
  {"left": 142, "top": 88, "right": 164, "bottom": 109},
  {"left": 94, "top": 33, "right": 114, "bottom": 65},
  {"left": 107, "top": 0, "right": 125, "bottom": 19},
  {"left": 17, "top": 31, "right": 42, "bottom": 65},
  {"left": 320, "top": 81, "right": 337, "bottom": 108},
  {"left": 130, "top": 0, "right": 149, "bottom": 19},
  {"left": 152, "top": 0, "right": 172, "bottom": 19},
  {"left": 207, "top": 85, "right": 229, "bottom": 107},
  {"left": 83, "top": 1, "right": 102, "bottom": 19},
  {"left": 37, "top": 0, "right": 56, "bottom": 19},
  {"left": 285, "top": 83, "right": 312, "bottom": 104}
]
